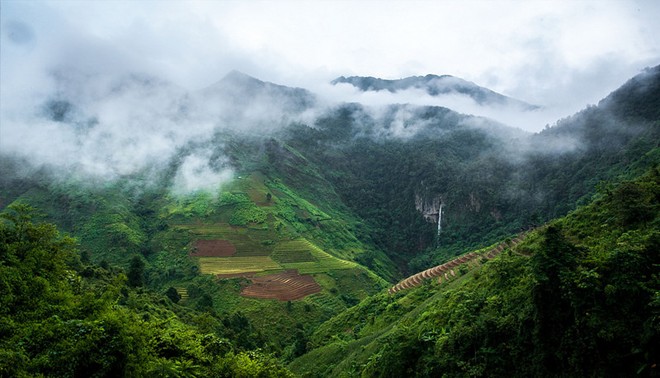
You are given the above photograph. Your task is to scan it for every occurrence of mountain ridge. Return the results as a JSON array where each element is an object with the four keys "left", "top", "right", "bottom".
[
  {"left": 332, "top": 74, "right": 540, "bottom": 110},
  {"left": 0, "top": 64, "right": 658, "bottom": 377}
]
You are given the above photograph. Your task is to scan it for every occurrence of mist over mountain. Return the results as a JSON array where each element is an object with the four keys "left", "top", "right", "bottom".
[
  {"left": 332, "top": 74, "right": 540, "bottom": 110},
  {"left": 1, "top": 63, "right": 659, "bottom": 377},
  {"left": 203, "top": 70, "right": 316, "bottom": 112},
  {"left": 2, "top": 0, "right": 659, "bottom": 375}
]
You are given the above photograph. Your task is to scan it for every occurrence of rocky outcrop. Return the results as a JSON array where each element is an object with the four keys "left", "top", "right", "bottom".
[
  {"left": 415, "top": 194, "right": 443, "bottom": 235},
  {"left": 415, "top": 194, "right": 442, "bottom": 223}
]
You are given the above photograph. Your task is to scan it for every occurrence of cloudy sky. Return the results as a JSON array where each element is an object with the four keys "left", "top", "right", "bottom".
[
  {"left": 1, "top": 0, "right": 659, "bottom": 129},
  {"left": 1, "top": 0, "right": 659, "bottom": 191}
]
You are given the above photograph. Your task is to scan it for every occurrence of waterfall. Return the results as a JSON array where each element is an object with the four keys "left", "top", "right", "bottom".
[{"left": 437, "top": 204, "right": 443, "bottom": 235}]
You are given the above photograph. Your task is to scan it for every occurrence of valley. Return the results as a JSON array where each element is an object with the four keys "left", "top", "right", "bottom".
[{"left": 1, "top": 65, "right": 658, "bottom": 376}]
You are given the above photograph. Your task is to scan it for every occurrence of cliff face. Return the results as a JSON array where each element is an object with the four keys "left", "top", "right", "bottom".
[{"left": 415, "top": 194, "right": 442, "bottom": 223}]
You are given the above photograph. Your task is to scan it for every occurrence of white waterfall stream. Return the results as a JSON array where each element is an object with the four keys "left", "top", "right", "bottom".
[{"left": 437, "top": 204, "right": 443, "bottom": 235}]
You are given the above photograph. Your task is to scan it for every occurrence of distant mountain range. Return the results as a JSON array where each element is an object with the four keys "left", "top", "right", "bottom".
[{"left": 332, "top": 74, "right": 540, "bottom": 110}]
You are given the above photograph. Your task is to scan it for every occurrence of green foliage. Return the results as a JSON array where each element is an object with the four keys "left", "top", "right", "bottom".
[
  {"left": 165, "top": 287, "right": 181, "bottom": 303},
  {"left": 229, "top": 202, "right": 267, "bottom": 226},
  {"left": 127, "top": 255, "right": 146, "bottom": 287},
  {"left": 0, "top": 206, "right": 294, "bottom": 377},
  {"left": 1, "top": 66, "right": 658, "bottom": 377},
  {"left": 291, "top": 166, "right": 660, "bottom": 377},
  {"left": 167, "top": 191, "right": 216, "bottom": 218}
]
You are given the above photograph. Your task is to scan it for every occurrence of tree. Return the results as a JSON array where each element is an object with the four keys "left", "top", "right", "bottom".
[
  {"left": 531, "top": 224, "right": 581, "bottom": 375},
  {"left": 127, "top": 255, "right": 145, "bottom": 287},
  {"left": 165, "top": 287, "right": 181, "bottom": 303}
]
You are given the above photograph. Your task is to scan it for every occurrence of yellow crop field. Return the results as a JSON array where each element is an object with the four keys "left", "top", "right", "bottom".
[{"left": 198, "top": 256, "right": 281, "bottom": 274}]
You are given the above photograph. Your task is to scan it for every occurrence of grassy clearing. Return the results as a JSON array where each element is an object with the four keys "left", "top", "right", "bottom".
[{"left": 197, "top": 256, "right": 281, "bottom": 275}]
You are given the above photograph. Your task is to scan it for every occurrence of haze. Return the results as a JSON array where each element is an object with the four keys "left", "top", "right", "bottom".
[{"left": 1, "top": 0, "right": 659, "bottom": 191}]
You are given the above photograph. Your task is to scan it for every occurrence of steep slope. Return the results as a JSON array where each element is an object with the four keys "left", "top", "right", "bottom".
[
  {"left": 1, "top": 65, "right": 659, "bottom": 373},
  {"left": 0, "top": 129, "right": 395, "bottom": 354},
  {"left": 516, "top": 64, "right": 660, "bottom": 219},
  {"left": 281, "top": 103, "right": 527, "bottom": 271},
  {"left": 290, "top": 165, "right": 660, "bottom": 377},
  {"left": 288, "top": 66, "right": 660, "bottom": 273}
]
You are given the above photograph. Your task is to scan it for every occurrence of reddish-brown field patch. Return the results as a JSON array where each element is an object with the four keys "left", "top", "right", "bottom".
[
  {"left": 240, "top": 270, "right": 322, "bottom": 301},
  {"left": 190, "top": 239, "right": 236, "bottom": 257}
]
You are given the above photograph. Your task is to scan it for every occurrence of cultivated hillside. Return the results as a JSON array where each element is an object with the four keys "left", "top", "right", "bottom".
[{"left": 0, "top": 65, "right": 658, "bottom": 376}]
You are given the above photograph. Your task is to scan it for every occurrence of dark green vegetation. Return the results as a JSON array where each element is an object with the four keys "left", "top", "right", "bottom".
[
  {"left": 288, "top": 66, "right": 660, "bottom": 273},
  {"left": 1, "top": 65, "right": 658, "bottom": 376},
  {"left": 290, "top": 167, "right": 659, "bottom": 376},
  {"left": 0, "top": 203, "right": 293, "bottom": 377}
]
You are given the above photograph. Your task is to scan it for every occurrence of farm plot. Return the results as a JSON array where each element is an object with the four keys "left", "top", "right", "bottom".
[
  {"left": 197, "top": 256, "right": 281, "bottom": 275},
  {"left": 175, "top": 223, "right": 242, "bottom": 238},
  {"left": 190, "top": 239, "right": 236, "bottom": 257},
  {"left": 232, "top": 234, "right": 274, "bottom": 257},
  {"left": 271, "top": 240, "right": 318, "bottom": 263},
  {"left": 178, "top": 222, "right": 276, "bottom": 257},
  {"left": 240, "top": 269, "right": 322, "bottom": 301},
  {"left": 273, "top": 239, "right": 355, "bottom": 274}
]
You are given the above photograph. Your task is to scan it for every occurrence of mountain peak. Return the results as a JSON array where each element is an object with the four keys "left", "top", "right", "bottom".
[
  {"left": 201, "top": 70, "right": 316, "bottom": 112},
  {"left": 221, "top": 70, "right": 263, "bottom": 83}
]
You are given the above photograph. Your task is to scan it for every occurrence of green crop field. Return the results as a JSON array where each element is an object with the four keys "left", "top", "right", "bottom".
[
  {"left": 197, "top": 256, "right": 282, "bottom": 274},
  {"left": 274, "top": 239, "right": 355, "bottom": 274}
]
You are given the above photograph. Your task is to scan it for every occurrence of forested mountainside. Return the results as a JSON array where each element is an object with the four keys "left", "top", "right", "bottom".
[
  {"left": 285, "top": 65, "right": 660, "bottom": 273},
  {"left": 0, "top": 66, "right": 658, "bottom": 377},
  {"left": 290, "top": 166, "right": 660, "bottom": 377}
]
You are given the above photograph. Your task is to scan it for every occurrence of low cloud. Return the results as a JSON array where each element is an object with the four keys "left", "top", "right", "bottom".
[
  {"left": 171, "top": 148, "right": 234, "bottom": 196},
  {"left": 315, "top": 82, "right": 568, "bottom": 132}
]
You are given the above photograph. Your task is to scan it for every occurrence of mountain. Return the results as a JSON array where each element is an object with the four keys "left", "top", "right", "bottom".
[
  {"left": 332, "top": 74, "right": 540, "bottom": 109},
  {"left": 1, "top": 65, "right": 658, "bottom": 376},
  {"left": 201, "top": 70, "right": 316, "bottom": 114},
  {"left": 289, "top": 165, "right": 660, "bottom": 376}
]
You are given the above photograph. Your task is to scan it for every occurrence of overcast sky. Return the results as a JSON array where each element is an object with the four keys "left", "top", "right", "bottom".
[{"left": 2, "top": 0, "right": 660, "bottom": 124}]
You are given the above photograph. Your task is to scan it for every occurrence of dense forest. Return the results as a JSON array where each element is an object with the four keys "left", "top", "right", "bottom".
[{"left": 1, "top": 65, "right": 658, "bottom": 376}]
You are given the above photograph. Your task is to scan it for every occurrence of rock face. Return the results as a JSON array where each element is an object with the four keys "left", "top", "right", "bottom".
[
  {"left": 415, "top": 194, "right": 444, "bottom": 235},
  {"left": 415, "top": 194, "right": 441, "bottom": 223}
]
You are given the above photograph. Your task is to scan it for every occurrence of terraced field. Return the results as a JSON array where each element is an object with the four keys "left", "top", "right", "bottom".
[
  {"left": 229, "top": 234, "right": 274, "bottom": 257},
  {"left": 175, "top": 223, "right": 240, "bottom": 238},
  {"left": 175, "top": 287, "right": 189, "bottom": 302},
  {"left": 271, "top": 239, "right": 318, "bottom": 263},
  {"left": 273, "top": 239, "right": 355, "bottom": 274},
  {"left": 240, "top": 269, "right": 322, "bottom": 301},
  {"left": 177, "top": 222, "right": 276, "bottom": 257},
  {"left": 197, "top": 256, "right": 281, "bottom": 275},
  {"left": 388, "top": 234, "right": 527, "bottom": 294}
]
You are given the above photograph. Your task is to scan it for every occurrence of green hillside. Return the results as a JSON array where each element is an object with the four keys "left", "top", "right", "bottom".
[
  {"left": 290, "top": 166, "right": 660, "bottom": 377},
  {"left": 1, "top": 66, "right": 659, "bottom": 376}
]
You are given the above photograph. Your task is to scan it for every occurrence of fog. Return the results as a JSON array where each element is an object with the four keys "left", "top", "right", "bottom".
[
  {"left": 316, "top": 81, "right": 569, "bottom": 132},
  {"left": 1, "top": 0, "right": 658, "bottom": 194}
]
